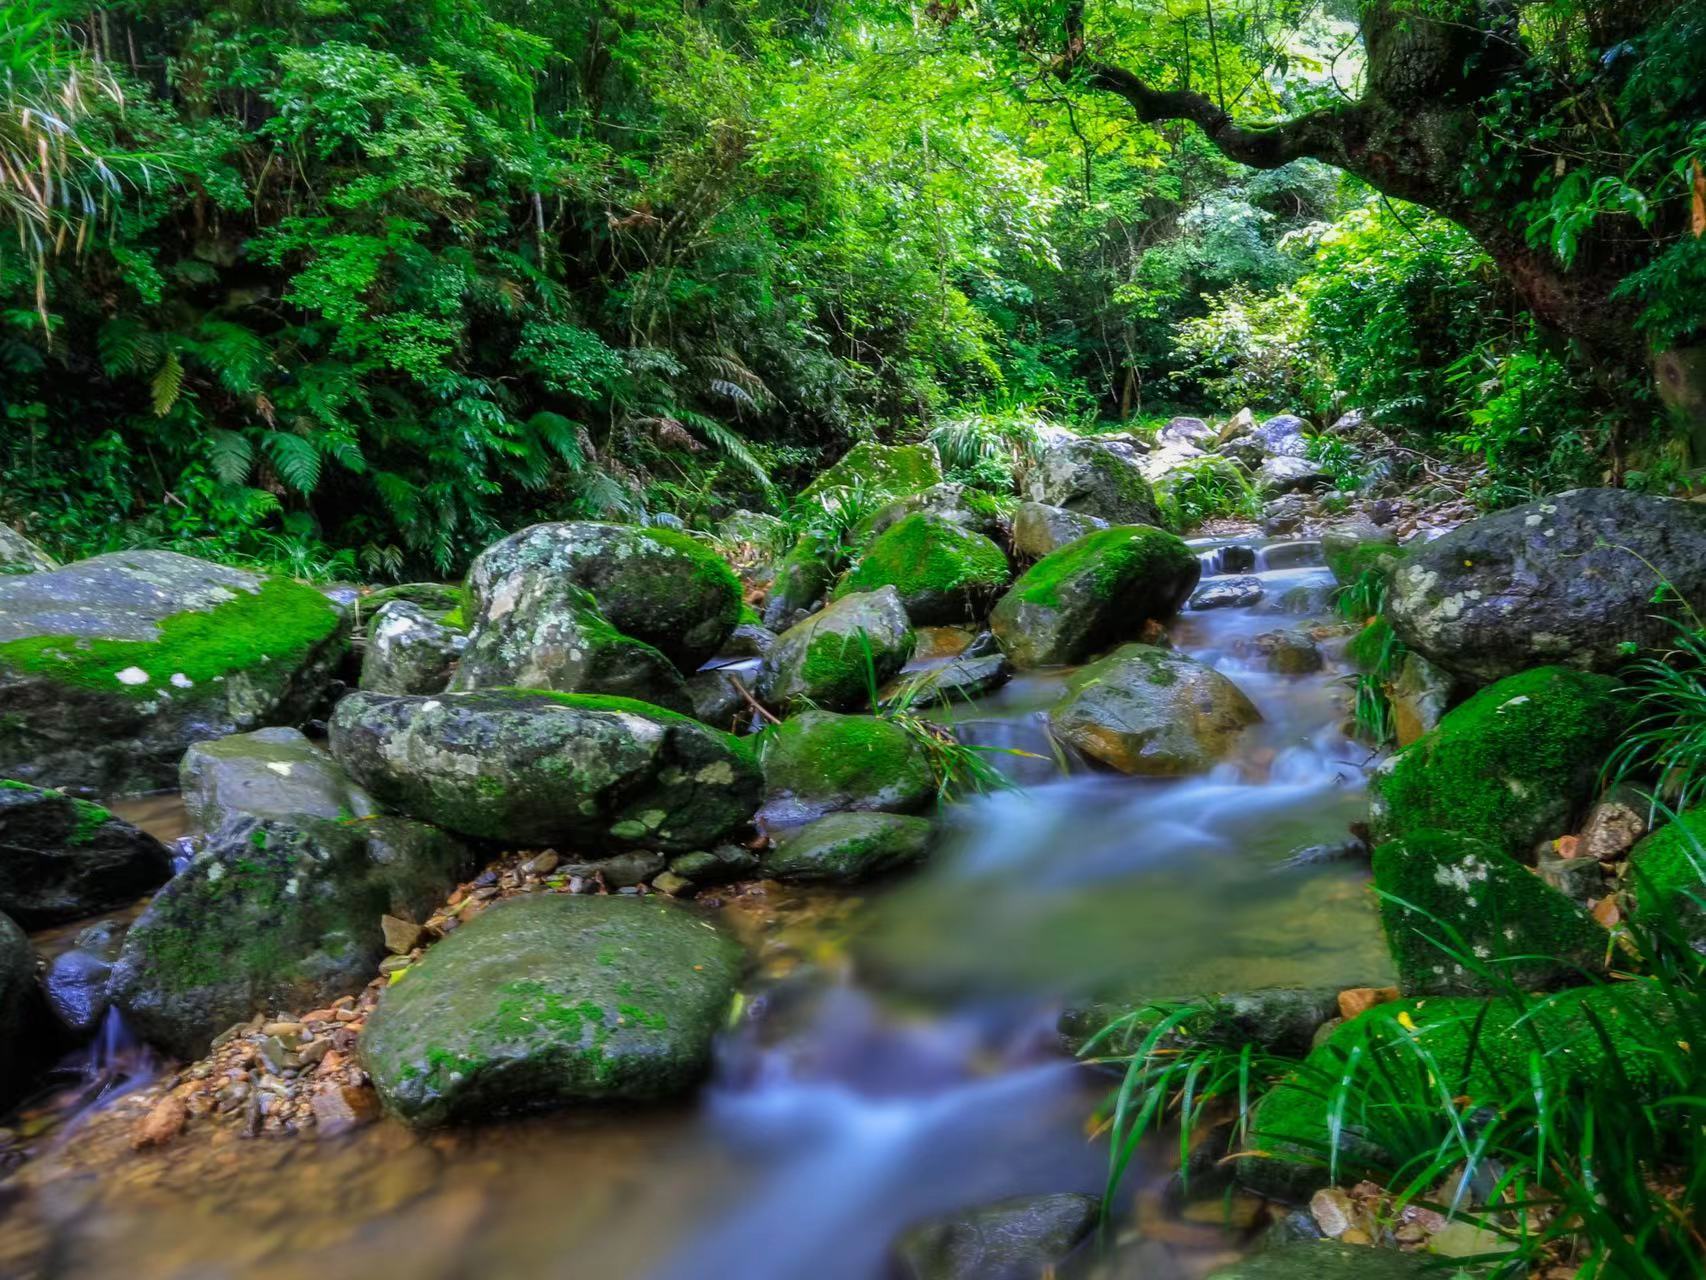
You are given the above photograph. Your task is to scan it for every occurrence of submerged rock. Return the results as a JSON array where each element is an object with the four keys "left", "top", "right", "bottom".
[
  {"left": 1234, "top": 630, "right": 1324, "bottom": 676},
  {"left": 838, "top": 515, "right": 1009, "bottom": 625},
  {"left": 990, "top": 526, "right": 1199, "bottom": 669},
  {"left": 760, "top": 811, "right": 935, "bottom": 883},
  {"left": 1386, "top": 488, "right": 1706, "bottom": 682},
  {"left": 0, "top": 524, "right": 55, "bottom": 575},
  {"left": 1374, "top": 831, "right": 1605, "bottom": 996},
  {"left": 0, "top": 780, "right": 172, "bottom": 927},
  {"left": 1189, "top": 575, "right": 1265, "bottom": 611},
  {"left": 755, "top": 588, "right": 915, "bottom": 712},
  {"left": 359, "top": 600, "right": 466, "bottom": 696},
  {"left": 1369, "top": 666, "right": 1624, "bottom": 858},
  {"left": 329, "top": 689, "right": 761, "bottom": 851},
  {"left": 180, "top": 726, "right": 379, "bottom": 837},
  {"left": 1048, "top": 644, "right": 1261, "bottom": 776},
  {"left": 758, "top": 711, "right": 934, "bottom": 828},
  {"left": 1011, "top": 502, "right": 1108, "bottom": 561},
  {"left": 892, "top": 1192, "right": 1099, "bottom": 1280},
  {"left": 1025, "top": 435, "right": 1163, "bottom": 526},
  {"left": 110, "top": 814, "right": 469, "bottom": 1058},
  {"left": 0, "top": 550, "right": 349, "bottom": 792},
  {"left": 361, "top": 893, "right": 742, "bottom": 1126}
]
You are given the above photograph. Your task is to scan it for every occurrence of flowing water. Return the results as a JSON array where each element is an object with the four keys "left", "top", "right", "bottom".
[{"left": 0, "top": 536, "right": 1392, "bottom": 1280}]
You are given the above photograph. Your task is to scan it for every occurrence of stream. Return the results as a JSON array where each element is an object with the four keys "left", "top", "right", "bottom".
[{"left": 0, "top": 535, "right": 1392, "bottom": 1280}]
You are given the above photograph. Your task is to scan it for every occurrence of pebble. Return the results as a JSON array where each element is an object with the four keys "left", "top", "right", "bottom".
[
  {"left": 381, "top": 915, "right": 424, "bottom": 955},
  {"left": 131, "top": 1095, "right": 187, "bottom": 1150}
]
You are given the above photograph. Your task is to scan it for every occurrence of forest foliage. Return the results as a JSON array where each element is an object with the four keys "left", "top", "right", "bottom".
[{"left": 1, "top": 0, "right": 1702, "bottom": 578}]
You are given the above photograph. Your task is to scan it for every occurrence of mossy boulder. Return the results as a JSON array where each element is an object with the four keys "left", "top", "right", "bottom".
[
  {"left": 1243, "top": 983, "right": 1673, "bottom": 1200},
  {"left": 880, "top": 654, "right": 1011, "bottom": 709},
  {"left": 989, "top": 526, "right": 1199, "bottom": 669},
  {"left": 109, "top": 813, "right": 470, "bottom": 1058},
  {"left": 758, "top": 710, "right": 935, "bottom": 828},
  {"left": 328, "top": 689, "right": 761, "bottom": 851},
  {"left": 837, "top": 515, "right": 1010, "bottom": 625},
  {"left": 1205, "top": 1243, "right": 1431, "bottom": 1279},
  {"left": 0, "top": 910, "right": 42, "bottom": 1103},
  {"left": 0, "top": 524, "right": 55, "bottom": 575},
  {"left": 755, "top": 587, "right": 915, "bottom": 712},
  {"left": 1625, "top": 809, "right": 1706, "bottom": 938},
  {"left": 1368, "top": 666, "right": 1625, "bottom": 858},
  {"left": 1010, "top": 502, "right": 1108, "bottom": 561},
  {"left": 180, "top": 726, "right": 380, "bottom": 838},
  {"left": 892, "top": 1193, "right": 1099, "bottom": 1280},
  {"left": 0, "top": 551, "right": 349, "bottom": 793},
  {"left": 1025, "top": 434, "right": 1163, "bottom": 525},
  {"left": 800, "top": 440, "right": 944, "bottom": 506},
  {"left": 360, "top": 582, "right": 463, "bottom": 615},
  {"left": 360, "top": 600, "right": 467, "bottom": 696},
  {"left": 861, "top": 482, "right": 1008, "bottom": 544},
  {"left": 453, "top": 582, "right": 692, "bottom": 715},
  {"left": 760, "top": 811, "right": 935, "bottom": 883},
  {"left": 1374, "top": 831, "right": 1606, "bottom": 996},
  {"left": 360, "top": 893, "right": 742, "bottom": 1127},
  {"left": 0, "top": 779, "right": 173, "bottom": 927},
  {"left": 1048, "top": 644, "right": 1260, "bottom": 775},
  {"left": 1386, "top": 488, "right": 1706, "bottom": 682},
  {"left": 461, "top": 521, "right": 741, "bottom": 673},
  {"left": 1061, "top": 988, "right": 1342, "bottom": 1061},
  {"left": 762, "top": 534, "right": 836, "bottom": 630},
  {"left": 1320, "top": 521, "right": 1402, "bottom": 586}
]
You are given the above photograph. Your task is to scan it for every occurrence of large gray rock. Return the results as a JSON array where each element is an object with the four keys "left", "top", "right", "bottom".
[
  {"left": 893, "top": 1192, "right": 1099, "bottom": 1280},
  {"left": 180, "top": 727, "right": 379, "bottom": 838},
  {"left": 799, "top": 441, "right": 945, "bottom": 506},
  {"left": 361, "top": 893, "right": 742, "bottom": 1126},
  {"left": 0, "top": 524, "right": 55, "bottom": 575},
  {"left": 460, "top": 521, "right": 740, "bottom": 674},
  {"left": 1, "top": 909, "right": 40, "bottom": 1101},
  {"left": 755, "top": 588, "right": 915, "bottom": 712},
  {"left": 110, "top": 812, "right": 468, "bottom": 1058},
  {"left": 1386, "top": 489, "right": 1706, "bottom": 683},
  {"left": 0, "top": 551, "right": 349, "bottom": 793},
  {"left": 760, "top": 811, "right": 935, "bottom": 883},
  {"left": 990, "top": 526, "right": 1199, "bottom": 669},
  {"left": 1048, "top": 644, "right": 1261, "bottom": 775},
  {"left": 360, "top": 601, "right": 466, "bottom": 695},
  {"left": 1252, "top": 414, "right": 1311, "bottom": 458},
  {"left": 1025, "top": 434, "right": 1163, "bottom": 525},
  {"left": 758, "top": 710, "right": 935, "bottom": 828},
  {"left": 0, "top": 780, "right": 173, "bottom": 927},
  {"left": 329, "top": 689, "right": 761, "bottom": 851},
  {"left": 1257, "top": 455, "right": 1329, "bottom": 496},
  {"left": 1011, "top": 503, "right": 1107, "bottom": 561}
]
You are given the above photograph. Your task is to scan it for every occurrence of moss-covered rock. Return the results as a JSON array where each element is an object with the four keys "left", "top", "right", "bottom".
[
  {"left": 1047, "top": 644, "right": 1260, "bottom": 775},
  {"left": 1373, "top": 831, "right": 1606, "bottom": 996},
  {"left": 1204, "top": 1243, "right": 1431, "bottom": 1280},
  {"left": 989, "top": 526, "right": 1199, "bottom": 669},
  {"left": 180, "top": 726, "right": 380, "bottom": 838},
  {"left": 361, "top": 893, "right": 742, "bottom": 1127},
  {"left": 1024, "top": 434, "right": 1163, "bottom": 525},
  {"left": 799, "top": 440, "right": 944, "bottom": 506},
  {"left": 755, "top": 587, "right": 915, "bottom": 712},
  {"left": 109, "top": 813, "right": 470, "bottom": 1058},
  {"left": 1320, "top": 522, "right": 1404, "bottom": 586},
  {"left": 360, "top": 600, "right": 467, "bottom": 696},
  {"left": 0, "top": 524, "right": 55, "bottom": 575},
  {"left": 329, "top": 689, "right": 761, "bottom": 851},
  {"left": 44, "top": 918, "right": 126, "bottom": 1037},
  {"left": 1243, "top": 983, "right": 1673, "bottom": 1200},
  {"left": 1625, "top": 809, "right": 1706, "bottom": 938},
  {"left": 758, "top": 710, "right": 934, "bottom": 828},
  {"left": 1010, "top": 502, "right": 1108, "bottom": 561},
  {"left": 0, "top": 910, "right": 42, "bottom": 1103},
  {"left": 0, "top": 779, "right": 173, "bottom": 927},
  {"left": 760, "top": 811, "right": 935, "bottom": 883},
  {"left": 1060, "top": 988, "right": 1342, "bottom": 1061},
  {"left": 359, "top": 582, "right": 464, "bottom": 615},
  {"left": 892, "top": 1193, "right": 1099, "bottom": 1280},
  {"left": 1368, "top": 666, "right": 1625, "bottom": 858},
  {"left": 0, "top": 551, "right": 349, "bottom": 793},
  {"left": 762, "top": 534, "right": 836, "bottom": 630},
  {"left": 837, "top": 515, "right": 1010, "bottom": 625},
  {"left": 860, "top": 482, "right": 1009, "bottom": 545},
  {"left": 880, "top": 654, "right": 1011, "bottom": 710},
  {"left": 461, "top": 521, "right": 740, "bottom": 674}
]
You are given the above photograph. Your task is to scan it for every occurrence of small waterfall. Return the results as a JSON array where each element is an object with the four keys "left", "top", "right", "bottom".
[{"left": 40, "top": 1009, "right": 163, "bottom": 1132}]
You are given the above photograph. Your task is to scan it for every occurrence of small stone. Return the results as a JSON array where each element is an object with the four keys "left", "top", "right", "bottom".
[
  {"left": 257, "top": 1036, "right": 296, "bottom": 1074},
  {"left": 378, "top": 955, "right": 412, "bottom": 976},
  {"left": 261, "top": 1021, "right": 303, "bottom": 1038},
  {"left": 652, "top": 871, "right": 693, "bottom": 897},
  {"left": 525, "top": 851, "right": 560, "bottom": 876},
  {"left": 1336, "top": 986, "right": 1398, "bottom": 1021},
  {"left": 311, "top": 1084, "right": 382, "bottom": 1136},
  {"left": 1310, "top": 1187, "right": 1355, "bottom": 1238},
  {"left": 381, "top": 914, "right": 424, "bottom": 955},
  {"left": 132, "top": 1094, "right": 188, "bottom": 1149},
  {"left": 297, "top": 1038, "right": 331, "bottom": 1067}
]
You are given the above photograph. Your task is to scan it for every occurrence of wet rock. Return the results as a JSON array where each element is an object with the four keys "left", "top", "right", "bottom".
[
  {"left": 892, "top": 1192, "right": 1099, "bottom": 1280},
  {"left": 311, "top": 1083, "right": 382, "bottom": 1136},
  {"left": 1579, "top": 786, "right": 1650, "bottom": 862},
  {"left": 1253, "top": 414, "right": 1311, "bottom": 458},
  {"left": 1386, "top": 489, "right": 1706, "bottom": 683},
  {"left": 758, "top": 710, "right": 934, "bottom": 828},
  {"left": 1275, "top": 584, "right": 1334, "bottom": 615},
  {"left": 1189, "top": 575, "right": 1265, "bottom": 611},
  {"left": 800, "top": 441, "right": 944, "bottom": 506},
  {"left": 1388, "top": 651, "right": 1456, "bottom": 747},
  {"left": 722, "top": 623, "right": 776, "bottom": 660},
  {"left": 361, "top": 894, "right": 742, "bottom": 1126},
  {"left": 1024, "top": 434, "right": 1163, "bottom": 526},
  {"left": 132, "top": 1093, "right": 188, "bottom": 1150},
  {"left": 1010, "top": 502, "right": 1107, "bottom": 561},
  {"left": 862, "top": 483, "right": 1007, "bottom": 543},
  {"left": 685, "top": 668, "right": 747, "bottom": 731},
  {"left": 1257, "top": 456, "right": 1329, "bottom": 497},
  {"left": 330, "top": 689, "right": 761, "bottom": 851},
  {"left": 1369, "top": 666, "right": 1625, "bottom": 858},
  {"left": 180, "top": 726, "right": 380, "bottom": 838},
  {"left": 110, "top": 814, "right": 471, "bottom": 1058},
  {"left": 1048, "top": 644, "right": 1261, "bottom": 776},
  {"left": 1205, "top": 1242, "right": 1430, "bottom": 1279},
  {"left": 668, "top": 844, "right": 760, "bottom": 883},
  {"left": 762, "top": 535, "right": 835, "bottom": 630},
  {"left": 838, "top": 515, "right": 1009, "bottom": 625},
  {"left": 990, "top": 527, "right": 1199, "bottom": 669},
  {"left": 458, "top": 521, "right": 740, "bottom": 676},
  {"left": 1208, "top": 544, "right": 1258, "bottom": 575},
  {"left": 755, "top": 588, "right": 915, "bottom": 712},
  {"left": 0, "top": 524, "right": 55, "bottom": 575},
  {"left": 1374, "top": 831, "right": 1605, "bottom": 996},
  {"left": 881, "top": 654, "right": 1011, "bottom": 709},
  {"left": 0, "top": 550, "right": 349, "bottom": 792},
  {"left": 1236, "top": 630, "right": 1324, "bottom": 675},
  {"left": 1061, "top": 988, "right": 1341, "bottom": 1060},
  {"left": 557, "top": 850, "right": 666, "bottom": 888},
  {"left": 0, "top": 780, "right": 172, "bottom": 926},
  {"left": 359, "top": 601, "right": 466, "bottom": 696},
  {"left": 1261, "top": 495, "right": 1310, "bottom": 535},
  {"left": 45, "top": 918, "right": 127, "bottom": 1036},
  {"left": 0, "top": 910, "right": 40, "bottom": 1103},
  {"left": 760, "top": 811, "right": 935, "bottom": 883}
]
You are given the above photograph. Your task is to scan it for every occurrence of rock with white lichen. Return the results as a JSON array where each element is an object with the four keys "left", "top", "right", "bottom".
[
  {"left": 360, "top": 600, "right": 467, "bottom": 695},
  {"left": 179, "top": 726, "right": 381, "bottom": 838}
]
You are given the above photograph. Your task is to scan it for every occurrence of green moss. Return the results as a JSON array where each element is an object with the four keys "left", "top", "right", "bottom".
[
  {"left": 1627, "top": 809, "right": 1706, "bottom": 932},
  {"left": 1326, "top": 540, "right": 1410, "bottom": 587},
  {"left": 0, "top": 576, "right": 341, "bottom": 700},
  {"left": 1085, "top": 445, "right": 1155, "bottom": 508},
  {"left": 440, "top": 604, "right": 466, "bottom": 630},
  {"left": 1345, "top": 617, "right": 1396, "bottom": 673},
  {"left": 1369, "top": 665, "right": 1625, "bottom": 857},
  {"left": 636, "top": 528, "right": 743, "bottom": 628},
  {"left": 737, "top": 601, "right": 762, "bottom": 626},
  {"left": 1009, "top": 526, "right": 1190, "bottom": 610},
  {"left": 761, "top": 711, "right": 932, "bottom": 808},
  {"left": 67, "top": 797, "right": 111, "bottom": 846},
  {"left": 490, "top": 687, "right": 757, "bottom": 763},
  {"left": 837, "top": 514, "right": 1008, "bottom": 615},
  {"left": 799, "top": 441, "right": 944, "bottom": 504}
]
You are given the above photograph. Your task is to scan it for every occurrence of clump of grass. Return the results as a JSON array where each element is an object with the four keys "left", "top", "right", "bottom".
[{"left": 1605, "top": 606, "right": 1706, "bottom": 817}]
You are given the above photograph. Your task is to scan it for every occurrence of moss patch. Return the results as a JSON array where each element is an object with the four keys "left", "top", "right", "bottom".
[
  {"left": 800, "top": 441, "right": 944, "bottom": 504},
  {"left": 1627, "top": 809, "right": 1706, "bottom": 934},
  {"left": 837, "top": 514, "right": 1009, "bottom": 623},
  {"left": 1009, "top": 525, "right": 1192, "bottom": 610},
  {"left": 759, "top": 710, "right": 934, "bottom": 822}
]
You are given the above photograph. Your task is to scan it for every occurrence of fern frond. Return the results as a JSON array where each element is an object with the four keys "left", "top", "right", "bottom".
[
  {"left": 150, "top": 350, "right": 184, "bottom": 417},
  {"left": 263, "top": 431, "right": 322, "bottom": 492},
  {"left": 97, "top": 316, "right": 159, "bottom": 377},
  {"left": 679, "top": 409, "right": 774, "bottom": 494},
  {"left": 208, "top": 428, "right": 254, "bottom": 485},
  {"left": 526, "top": 411, "right": 587, "bottom": 471}
]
